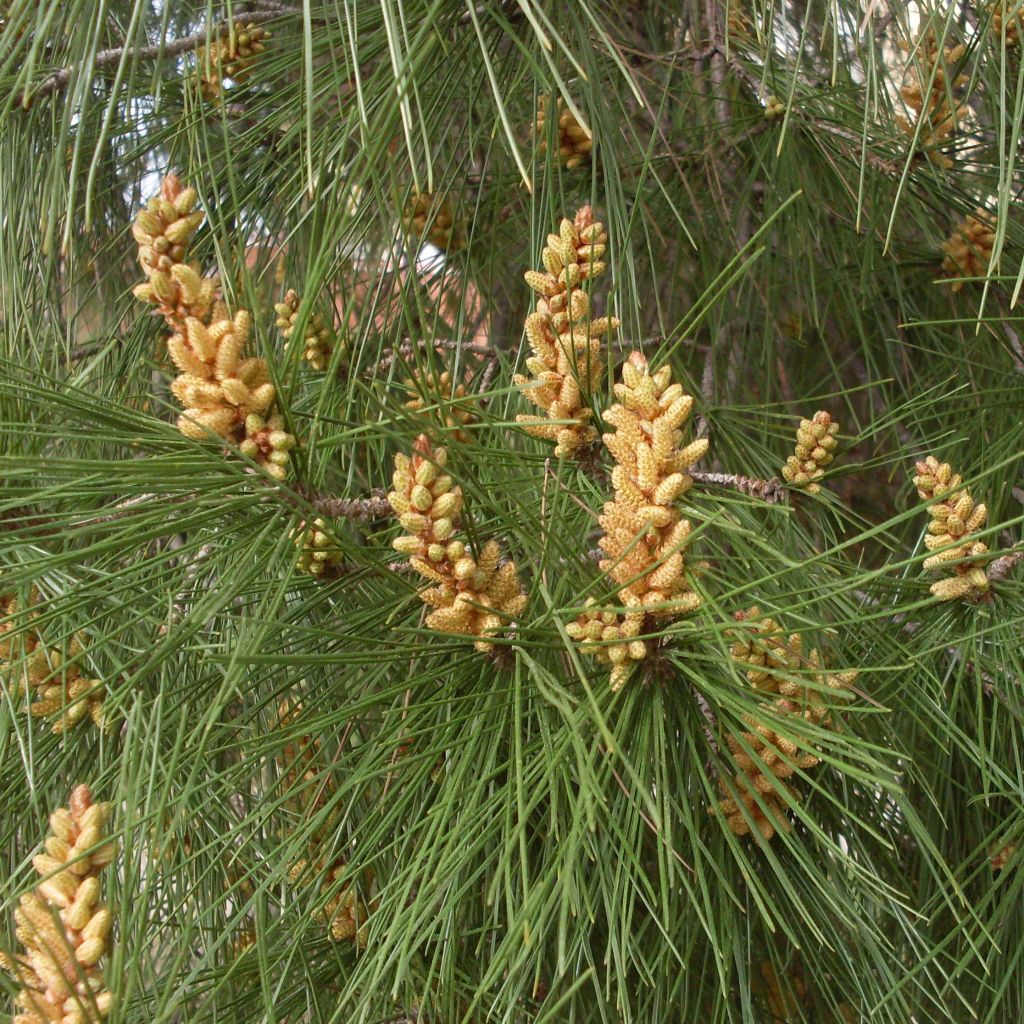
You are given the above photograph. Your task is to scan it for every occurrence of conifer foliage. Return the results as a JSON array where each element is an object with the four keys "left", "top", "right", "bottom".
[{"left": 1, "top": 3, "right": 1023, "bottom": 1023}]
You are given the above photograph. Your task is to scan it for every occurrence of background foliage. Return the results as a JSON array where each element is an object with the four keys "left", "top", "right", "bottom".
[{"left": 1, "top": 1, "right": 1023, "bottom": 1021}]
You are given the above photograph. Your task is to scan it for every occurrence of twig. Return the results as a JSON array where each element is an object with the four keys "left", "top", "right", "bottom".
[
  {"left": 946, "top": 646, "right": 1024, "bottom": 724},
  {"left": 872, "top": 12, "right": 896, "bottom": 40},
  {"left": 694, "top": 346, "right": 716, "bottom": 438},
  {"left": 305, "top": 489, "right": 392, "bottom": 520},
  {"left": 691, "top": 686, "right": 721, "bottom": 761},
  {"left": 727, "top": 55, "right": 900, "bottom": 176},
  {"left": 602, "top": 746, "right": 695, "bottom": 873},
  {"left": 477, "top": 352, "right": 500, "bottom": 395},
  {"left": 17, "top": 9, "right": 288, "bottom": 106},
  {"left": 160, "top": 542, "right": 215, "bottom": 633},
  {"left": 703, "top": 0, "right": 729, "bottom": 127},
  {"left": 690, "top": 470, "right": 788, "bottom": 504},
  {"left": 700, "top": 345, "right": 716, "bottom": 402},
  {"left": 987, "top": 547, "right": 1024, "bottom": 584},
  {"left": 1003, "top": 323, "right": 1024, "bottom": 375},
  {"left": 368, "top": 338, "right": 495, "bottom": 378},
  {"left": 86, "top": 493, "right": 189, "bottom": 524}
]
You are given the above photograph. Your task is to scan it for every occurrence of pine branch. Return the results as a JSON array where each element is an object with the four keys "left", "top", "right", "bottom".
[
  {"left": 368, "top": 337, "right": 496, "bottom": 378},
  {"left": 16, "top": 9, "right": 290, "bottom": 106},
  {"left": 305, "top": 490, "right": 392, "bottom": 520},
  {"left": 690, "top": 470, "right": 789, "bottom": 503},
  {"left": 161, "top": 541, "right": 215, "bottom": 633},
  {"left": 691, "top": 685, "right": 721, "bottom": 763},
  {"left": 986, "top": 546, "right": 1024, "bottom": 583}
]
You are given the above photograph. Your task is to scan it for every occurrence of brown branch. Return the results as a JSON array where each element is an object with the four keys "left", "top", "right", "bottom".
[
  {"left": 727, "top": 55, "right": 900, "bottom": 176},
  {"left": 872, "top": 12, "right": 896, "bottom": 40},
  {"left": 477, "top": 353, "right": 500, "bottom": 395},
  {"left": 690, "top": 470, "right": 788, "bottom": 504},
  {"left": 987, "top": 547, "right": 1024, "bottom": 584},
  {"left": 159, "top": 541, "right": 216, "bottom": 634},
  {"left": 87, "top": 493, "right": 191, "bottom": 524},
  {"left": 17, "top": 9, "right": 289, "bottom": 106},
  {"left": 305, "top": 489, "right": 392, "bottom": 521},
  {"left": 691, "top": 686, "right": 721, "bottom": 761},
  {"left": 1002, "top": 323, "right": 1024, "bottom": 375},
  {"left": 602, "top": 745, "right": 695, "bottom": 873},
  {"left": 703, "top": 0, "right": 729, "bottom": 126},
  {"left": 946, "top": 646, "right": 1024, "bottom": 724},
  {"left": 367, "top": 338, "right": 495, "bottom": 379}
]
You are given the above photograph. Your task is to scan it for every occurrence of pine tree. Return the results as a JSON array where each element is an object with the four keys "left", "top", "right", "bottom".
[{"left": 1, "top": 3, "right": 1023, "bottom": 1023}]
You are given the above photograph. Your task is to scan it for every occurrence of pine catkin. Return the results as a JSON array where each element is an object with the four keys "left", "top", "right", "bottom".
[
  {"left": 534, "top": 97, "right": 593, "bottom": 169},
  {"left": 22, "top": 635, "right": 107, "bottom": 734},
  {"left": 0, "top": 785, "right": 115, "bottom": 1023},
  {"left": 753, "top": 956, "right": 859, "bottom": 1023},
  {"left": 291, "top": 518, "right": 345, "bottom": 579},
  {"left": 390, "top": 435, "right": 528, "bottom": 651},
  {"left": 275, "top": 700, "right": 374, "bottom": 945},
  {"left": 1, "top": 591, "right": 107, "bottom": 734},
  {"left": 781, "top": 411, "right": 839, "bottom": 493},
  {"left": 991, "top": 843, "right": 1017, "bottom": 870},
  {"left": 402, "top": 368, "right": 477, "bottom": 444},
  {"left": 274, "top": 288, "right": 338, "bottom": 371},
  {"left": 133, "top": 174, "right": 296, "bottom": 480},
  {"left": 754, "top": 958, "right": 807, "bottom": 1023},
  {"left": 940, "top": 211, "right": 996, "bottom": 291},
  {"left": 276, "top": 698, "right": 335, "bottom": 828},
  {"left": 714, "top": 608, "right": 858, "bottom": 841},
  {"left": 515, "top": 206, "right": 617, "bottom": 459},
  {"left": 0, "top": 587, "right": 41, "bottom": 661},
  {"left": 198, "top": 22, "right": 270, "bottom": 98},
  {"left": 131, "top": 176, "right": 217, "bottom": 332},
  {"left": 726, "top": 5, "right": 755, "bottom": 46},
  {"left": 912, "top": 456, "right": 991, "bottom": 601},
  {"left": 401, "top": 191, "right": 465, "bottom": 252},
  {"left": 896, "top": 30, "right": 969, "bottom": 168},
  {"left": 992, "top": 2, "right": 1023, "bottom": 46},
  {"left": 325, "top": 873, "right": 372, "bottom": 944},
  {"left": 565, "top": 351, "right": 708, "bottom": 690},
  {"left": 287, "top": 859, "right": 374, "bottom": 946}
]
